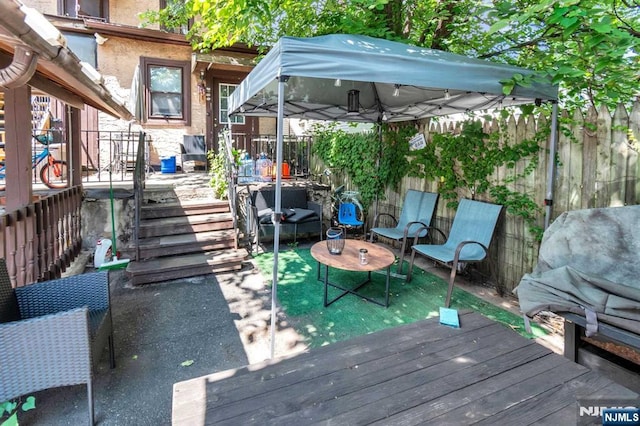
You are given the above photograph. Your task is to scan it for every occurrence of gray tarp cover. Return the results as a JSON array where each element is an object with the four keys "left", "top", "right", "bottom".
[{"left": 515, "top": 205, "right": 640, "bottom": 334}]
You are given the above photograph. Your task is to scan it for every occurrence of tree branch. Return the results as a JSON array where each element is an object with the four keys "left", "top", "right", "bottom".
[{"left": 613, "top": 0, "right": 640, "bottom": 38}]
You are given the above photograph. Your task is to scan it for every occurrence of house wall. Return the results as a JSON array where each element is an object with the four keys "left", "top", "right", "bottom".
[
  {"left": 23, "top": 0, "right": 56, "bottom": 15},
  {"left": 109, "top": 0, "right": 159, "bottom": 28},
  {"left": 96, "top": 35, "right": 207, "bottom": 165},
  {"left": 24, "top": 0, "right": 269, "bottom": 169}
]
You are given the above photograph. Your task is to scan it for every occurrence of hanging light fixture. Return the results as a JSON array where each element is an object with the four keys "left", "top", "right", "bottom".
[
  {"left": 393, "top": 84, "right": 400, "bottom": 97},
  {"left": 347, "top": 89, "right": 360, "bottom": 115}
]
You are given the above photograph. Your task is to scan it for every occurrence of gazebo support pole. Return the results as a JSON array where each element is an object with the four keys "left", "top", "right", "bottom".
[
  {"left": 270, "top": 75, "right": 287, "bottom": 359},
  {"left": 544, "top": 102, "right": 559, "bottom": 229}
]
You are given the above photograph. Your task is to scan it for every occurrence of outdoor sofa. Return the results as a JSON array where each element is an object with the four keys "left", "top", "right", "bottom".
[{"left": 250, "top": 187, "right": 323, "bottom": 247}]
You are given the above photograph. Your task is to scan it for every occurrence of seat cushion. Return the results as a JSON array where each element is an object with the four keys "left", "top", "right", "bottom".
[
  {"left": 252, "top": 188, "right": 309, "bottom": 211},
  {"left": 258, "top": 208, "right": 298, "bottom": 224},
  {"left": 284, "top": 208, "right": 317, "bottom": 223}
]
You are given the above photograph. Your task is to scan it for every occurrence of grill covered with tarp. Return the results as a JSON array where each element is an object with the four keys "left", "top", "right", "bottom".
[{"left": 515, "top": 205, "right": 640, "bottom": 335}]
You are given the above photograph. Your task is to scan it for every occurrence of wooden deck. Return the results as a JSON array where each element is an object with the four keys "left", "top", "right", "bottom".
[{"left": 172, "top": 311, "right": 639, "bottom": 425}]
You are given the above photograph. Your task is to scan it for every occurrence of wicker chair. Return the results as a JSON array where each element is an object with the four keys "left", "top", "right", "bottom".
[{"left": 0, "top": 259, "right": 114, "bottom": 425}]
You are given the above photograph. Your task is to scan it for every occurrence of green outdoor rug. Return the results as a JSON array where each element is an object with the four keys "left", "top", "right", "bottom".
[{"left": 254, "top": 248, "right": 547, "bottom": 348}]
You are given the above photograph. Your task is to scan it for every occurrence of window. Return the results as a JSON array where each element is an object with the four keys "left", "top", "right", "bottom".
[
  {"left": 59, "top": 0, "right": 109, "bottom": 20},
  {"left": 219, "top": 84, "right": 244, "bottom": 125},
  {"left": 62, "top": 32, "right": 97, "bottom": 67},
  {"left": 141, "top": 57, "right": 191, "bottom": 125}
]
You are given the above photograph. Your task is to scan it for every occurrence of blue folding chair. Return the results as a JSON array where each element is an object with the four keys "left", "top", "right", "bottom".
[
  {"left": 338, "top": 202, "right": 364, "bottom": 236},
  {"left": 370, "top": 190, "right": 439, "bottom": 274},
  {"left": 406, "top": 198, "right": 502, "bottom": 307}
]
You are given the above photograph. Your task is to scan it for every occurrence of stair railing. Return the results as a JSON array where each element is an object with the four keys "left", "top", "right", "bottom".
[{"left": 132, "top": 131, "right": 147, "bottom": 262}]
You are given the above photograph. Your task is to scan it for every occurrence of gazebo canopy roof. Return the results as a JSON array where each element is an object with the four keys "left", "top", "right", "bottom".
[{"left": 229, "top": 34, "right": 558, "bottom": 123}]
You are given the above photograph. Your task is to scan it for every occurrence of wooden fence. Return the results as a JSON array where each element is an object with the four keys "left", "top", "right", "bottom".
[{"left": 314, "top": 101, "right": 640, "bottom": 294}]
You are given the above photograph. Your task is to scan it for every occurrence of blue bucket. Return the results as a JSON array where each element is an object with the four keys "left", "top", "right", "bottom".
[{"left": 161, "top": 156, "right": 176, "bottom": 174}]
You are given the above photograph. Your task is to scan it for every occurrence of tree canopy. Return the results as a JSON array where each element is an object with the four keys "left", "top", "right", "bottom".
[{"left": 143, "top": 0, "right": 639, "bottom": 109}]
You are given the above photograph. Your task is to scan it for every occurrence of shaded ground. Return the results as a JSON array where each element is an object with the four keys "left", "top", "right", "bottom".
[{"left": 18, "top": 260, "right": 285, "bottom": 425}]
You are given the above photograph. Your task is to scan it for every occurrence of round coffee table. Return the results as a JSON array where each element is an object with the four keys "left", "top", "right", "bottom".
[{"left": 310, "top": 239, "right": 395, "bottom": 307}]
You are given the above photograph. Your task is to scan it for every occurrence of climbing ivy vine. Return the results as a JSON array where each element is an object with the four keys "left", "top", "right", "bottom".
[
  {"left": 312, "top": 123, "right": 413, "bottom": 210},
  {"left": 313, "top": 118, "right": 549, "bottom": 240},
  {"left": 410, "top": 119, "right": 548, "bottom": 240}
]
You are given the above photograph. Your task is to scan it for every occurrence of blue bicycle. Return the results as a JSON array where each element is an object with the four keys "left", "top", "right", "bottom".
[{"left": 0, "top": 133, "right": 68, "bottom": 191}]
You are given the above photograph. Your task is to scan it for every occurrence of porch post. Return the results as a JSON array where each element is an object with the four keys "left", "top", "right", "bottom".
[
  {"left": 4, "top": 85, "right": 33, "bottom": 211},
  {"left": 67, "top": 105, "right": 82, "bottom": 186}
]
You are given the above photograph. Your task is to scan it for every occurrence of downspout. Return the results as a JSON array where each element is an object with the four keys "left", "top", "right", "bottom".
[{"left": 0, "top": 45, "right": 38, "bottom": 89}]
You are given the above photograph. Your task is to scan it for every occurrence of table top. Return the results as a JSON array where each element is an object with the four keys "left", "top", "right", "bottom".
[{"left": 310, "top": 239, "right": 395, "bottom": 272}]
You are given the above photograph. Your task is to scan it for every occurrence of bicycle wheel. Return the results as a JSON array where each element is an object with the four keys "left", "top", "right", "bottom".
[{"left": 40, "top": 160, "right": 69, "bottom": 189}]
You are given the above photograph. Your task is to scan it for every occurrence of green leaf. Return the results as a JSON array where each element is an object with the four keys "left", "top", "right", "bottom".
[
  {"left": 502, "top": 82, "right": 514, "bottom": 95},
  {"left": 21, "top": 397, "right": 35, "bottom": 412},
  {"left": 487, "top": 19, "right": 510, "bottom": 35},
  {"left": 180, "top": 360, "right": 195, "bottom": 367},
  {"left": 1, "top": 412, "right": 18, "bottom": 426},
  {"left": 0, "top": 401, "right": 17, "bottom": 417}
]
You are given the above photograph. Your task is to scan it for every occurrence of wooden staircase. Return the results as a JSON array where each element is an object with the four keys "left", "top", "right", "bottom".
[{"left": 125, "top": 195, "right": 249, "bottom": 285}]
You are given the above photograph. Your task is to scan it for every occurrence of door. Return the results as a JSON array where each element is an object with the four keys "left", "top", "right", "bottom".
[{"left": 210, "top": 77, "right": 257, "bottom": 154}]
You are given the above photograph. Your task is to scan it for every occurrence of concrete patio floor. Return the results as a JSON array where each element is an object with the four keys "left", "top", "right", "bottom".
[{"left": 14, "top": 239, "right": 566, "bottom": 425}]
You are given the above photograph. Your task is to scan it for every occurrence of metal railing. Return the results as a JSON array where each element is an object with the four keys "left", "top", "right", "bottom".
[
  {"left": 228, "top": 133, "right": 313, "bottom": 178},
  {"left": 132, "top": 132, "right": 147, "bottom": 262},
  {"left": 79, "top": 129, "right": 147, "bottom": 182}
]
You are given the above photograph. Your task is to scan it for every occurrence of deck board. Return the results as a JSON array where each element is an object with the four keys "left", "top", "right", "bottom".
[{"left": 173, "top": 312, "right": 639, "bottom": 425}]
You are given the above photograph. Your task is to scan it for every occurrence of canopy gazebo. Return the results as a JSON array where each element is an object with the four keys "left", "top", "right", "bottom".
[{"left": 228, "top": 34, "right": 559, "bottom": 356}]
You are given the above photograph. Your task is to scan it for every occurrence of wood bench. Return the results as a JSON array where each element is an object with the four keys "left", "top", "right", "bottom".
[{"left": 562, "top": 312, "right": 640, "bottom": 362}]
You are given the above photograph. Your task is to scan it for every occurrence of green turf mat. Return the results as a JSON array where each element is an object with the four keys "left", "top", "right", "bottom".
[{"left": 254, "top": 248, "right": 547, "bottom": 348}]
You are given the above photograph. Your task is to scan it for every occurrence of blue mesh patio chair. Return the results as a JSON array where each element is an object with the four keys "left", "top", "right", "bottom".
[
  {"left": 0, "top": 259, "right": 114, "bottom": 425},
  {"left": 406, "top": 198, "right": 502, "bottom": 307},
  {"left": 338, "top": 202, "right": 364, "bottom": 236},
  {"left": 369, "top": 190, "right": 439, "bottom": 274}
]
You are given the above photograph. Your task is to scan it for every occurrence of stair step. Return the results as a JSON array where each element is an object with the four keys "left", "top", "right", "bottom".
[
  {"left": 139, "top": 212, "right": 234, "bottom": 238},
  {"left": 126, "top": 249, "right": 248, "bottom": 285},
  {"left": 141, "top": 199, "right": 229, "bottom": 219},
  {"left": 133, "top": 229, "right": 237, "bottom": 259}
]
